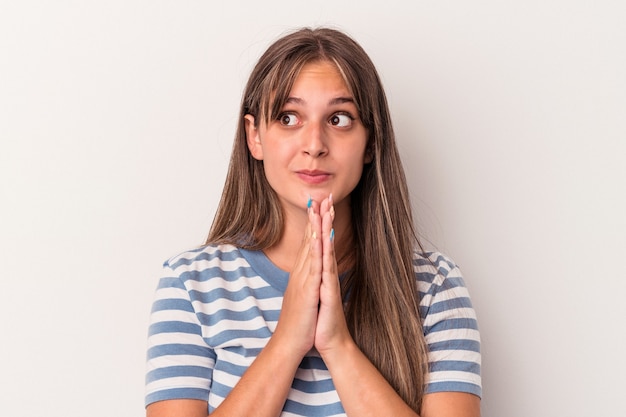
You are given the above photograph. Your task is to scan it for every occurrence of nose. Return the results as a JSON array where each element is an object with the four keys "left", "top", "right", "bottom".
[{"left": 302, "top": 123, "right": 328, "bottom": 157}]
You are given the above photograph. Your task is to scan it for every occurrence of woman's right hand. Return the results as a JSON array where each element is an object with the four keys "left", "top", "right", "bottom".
[{"left": 271, "top": 201, "right": 324, "bottom": 358}]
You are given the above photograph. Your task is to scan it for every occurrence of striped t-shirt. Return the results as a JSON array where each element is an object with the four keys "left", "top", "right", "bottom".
[{"left": 145, "top": 244, "right": 481, "bottom": 415}]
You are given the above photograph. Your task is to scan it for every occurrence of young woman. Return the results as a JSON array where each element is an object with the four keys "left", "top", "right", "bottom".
[{"left": 145, "top": 27, "right": 481, "bottom": 417}]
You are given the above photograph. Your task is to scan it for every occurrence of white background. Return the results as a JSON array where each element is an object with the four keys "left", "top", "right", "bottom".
[{"left": 1, "top": 1, "right": 625, "bottom": 416}]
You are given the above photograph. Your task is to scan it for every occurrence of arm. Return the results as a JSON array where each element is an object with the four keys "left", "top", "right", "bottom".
[
  {"left": 147, "top": 212, "right": 325, "bottom": 417},
  {"left": 147, "top": 337, "right": 303, "bottom": 417},
  {"left": 312, "top": 197, "right": 417, "bottom": 416},
  {"left": 147, "top": 400, "right": 207, "bottom": 417},
  {"left": 320, "top": 340, "right": 481, "bottom": 417},
  {"left": 145, "top": 373, "right": 481, "bottom": 417},
  {"left": 421, "top": 392, "right": 481, "bottom": 417},
  {"left": 314, "top": 197, "right": 481, "bottom": 417},
  {"left": 320, "top": 339, "right": 420, "bottom": 417}
]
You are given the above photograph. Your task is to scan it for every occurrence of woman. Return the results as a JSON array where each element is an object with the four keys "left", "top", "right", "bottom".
[{"left": 145, "top": 27, "right": 481, "bottom": 417}]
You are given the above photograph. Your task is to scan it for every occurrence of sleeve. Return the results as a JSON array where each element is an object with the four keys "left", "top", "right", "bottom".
[
  {"left": 144, "top": 262, "right": 217, "bottom": 407},
  {"left": 419, "top": 253, "right": 482, "bottom": 398}
]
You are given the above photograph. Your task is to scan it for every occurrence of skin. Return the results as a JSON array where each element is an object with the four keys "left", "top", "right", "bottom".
[{"left": 147, "top": 61, "right": 480, "bottom": 417}]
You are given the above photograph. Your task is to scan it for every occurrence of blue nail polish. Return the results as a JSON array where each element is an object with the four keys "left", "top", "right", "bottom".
[
  {"left": 330, "top": 228, "right": 335, "bottom": 242},
  {"left": 307, "top": 195, "right": 312, "bottom": 209}
]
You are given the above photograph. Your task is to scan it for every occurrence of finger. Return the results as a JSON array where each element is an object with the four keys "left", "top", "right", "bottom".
[
  {"left": 309, "top": 205, "right": 323, "bottom": 263},
  {"left": 320, "top": 193, "right": 336, "bottom": 219},
  {"left": 326, "top": 193, "right": 335, "bottom": 221},
  {"left": 308, "top": 195, "right": 320, "bottom": 216},
  {"left": 292, "top": 194, "right": 321, "bottom": 272},
  {"left": 320, "top": 193, "right": 336, "bottom": 277},
  {"left": 291, "top": 219, "right": 312, "bottom": 274},
  {"left": 321, "top": 211, "right": 337, "bottom": 275},
  {"left": 319, "top": 197, "right": 329, "bottom": 218}
]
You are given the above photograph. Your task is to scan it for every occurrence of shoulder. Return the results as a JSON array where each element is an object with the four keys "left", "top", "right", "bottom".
[
  {"left": 413, "top": 251, "right": 482, "bottom": 397},
  {"left": 155, "top": 243, "right": 258, "bottom": 294},
  {"left": 162, "top": 243, "right": 246, "bottom": 275},
  {"left": 412, "top": 250, "right": 476, "bottom": 319},
  {"left": 412, "top": 251, "right": 466, "bottom": 291}
]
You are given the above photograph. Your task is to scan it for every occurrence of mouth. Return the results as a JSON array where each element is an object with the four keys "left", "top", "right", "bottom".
[{"left": 296, "top": 169, "right": 332, "bottom": 184}]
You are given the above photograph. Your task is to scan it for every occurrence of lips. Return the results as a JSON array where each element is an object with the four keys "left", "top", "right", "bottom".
[{"left": 296, "top": 169, "right": 332, "bottom": 184}]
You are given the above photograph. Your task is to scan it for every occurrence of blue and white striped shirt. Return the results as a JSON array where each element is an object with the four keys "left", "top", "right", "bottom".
[{"left": 145, "top": 244, "right": 481, "bottom": 415}]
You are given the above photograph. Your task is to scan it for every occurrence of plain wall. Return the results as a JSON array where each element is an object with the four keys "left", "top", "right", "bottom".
[{"left": 1, "top": 1, "right": 625, "bottom": 416}]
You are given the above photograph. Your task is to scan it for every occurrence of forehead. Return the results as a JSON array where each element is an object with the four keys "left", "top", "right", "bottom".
[
  {"left": 296, "top": 61, "right": 343, "bottom": 80},
  {"left": 285, "top": 61, "right": 352, "bottom": 100},
  {"left": 263, "top": 59, "right": 356, "bottom": 122}
]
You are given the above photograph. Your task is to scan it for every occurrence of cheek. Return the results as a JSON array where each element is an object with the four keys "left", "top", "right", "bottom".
[
  {"left": 342, "top": 151, "right": 367, "bottom": 186},
  {"left": 259, "top": 145, "right": 290, "bottom": 185},
  {"left": 348, "top": 163, "right": 365, "bottom": 187}
]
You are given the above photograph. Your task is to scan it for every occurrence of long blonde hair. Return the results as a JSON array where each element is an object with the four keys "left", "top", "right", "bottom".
[{"left": 208, "top": 27, "right": 429, "bottom": 411}]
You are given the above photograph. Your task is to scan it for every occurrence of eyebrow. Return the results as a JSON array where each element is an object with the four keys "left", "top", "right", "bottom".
[{"left": 285, "top": 96, "right": 355, "bottom": 106}]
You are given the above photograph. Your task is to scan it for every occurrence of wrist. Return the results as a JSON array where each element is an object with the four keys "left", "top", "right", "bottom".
[
  {"left": 266, "top": 330, "right": 310, "bottom": 366},
  {"left": 317, "top": 335, "right": 359, "bottom": 367}
]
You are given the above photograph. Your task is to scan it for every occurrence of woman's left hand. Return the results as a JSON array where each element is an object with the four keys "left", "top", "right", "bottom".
[{"left": 312, "top": 194, "right": 353, "bottom": 355}]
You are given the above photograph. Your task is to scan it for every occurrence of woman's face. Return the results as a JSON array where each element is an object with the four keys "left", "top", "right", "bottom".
[{"left": 245, "top": 60, "right": 370, "bottom": 214}]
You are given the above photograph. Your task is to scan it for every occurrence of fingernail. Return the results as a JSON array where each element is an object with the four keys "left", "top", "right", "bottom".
[
  {"left": 330, "top": 228, "right": 335, "bottom": 242},
  {"left": 312, "top": 231, "right": 317, "bottom": 240},
  {"left": 307, "top": 195, "right": 312, "bottom": 209}
]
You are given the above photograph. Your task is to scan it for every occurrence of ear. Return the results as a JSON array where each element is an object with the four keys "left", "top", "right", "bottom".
[{"left": 245, "top": 114, "right": 264, "bottom": 160}]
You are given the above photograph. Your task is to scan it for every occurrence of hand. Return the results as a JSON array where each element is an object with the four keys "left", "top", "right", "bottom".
[
  {"left": 272, "top": 194, "right": 353, "bottom": 359},
  {"left": 271, "top": 201, "right": 323, "bottom": 358},
  {"left": 314, "top": 195, "right": 353, "bottom": 355}
]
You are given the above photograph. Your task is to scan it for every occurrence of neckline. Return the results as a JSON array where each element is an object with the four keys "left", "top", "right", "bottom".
[
  {"left": 238, "top": 247, "right": 350, "bottom": 295},
  {"left": 239, "top": 248, "right": 290, "bottom": 293}
]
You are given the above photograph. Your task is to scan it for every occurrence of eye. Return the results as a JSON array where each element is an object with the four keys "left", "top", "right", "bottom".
[
  {"left": 329, "top": 113, "right": 353, "bottom": 127},
  {"left": 278, "top": 112, "right": 299, "bottom": 126}
]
